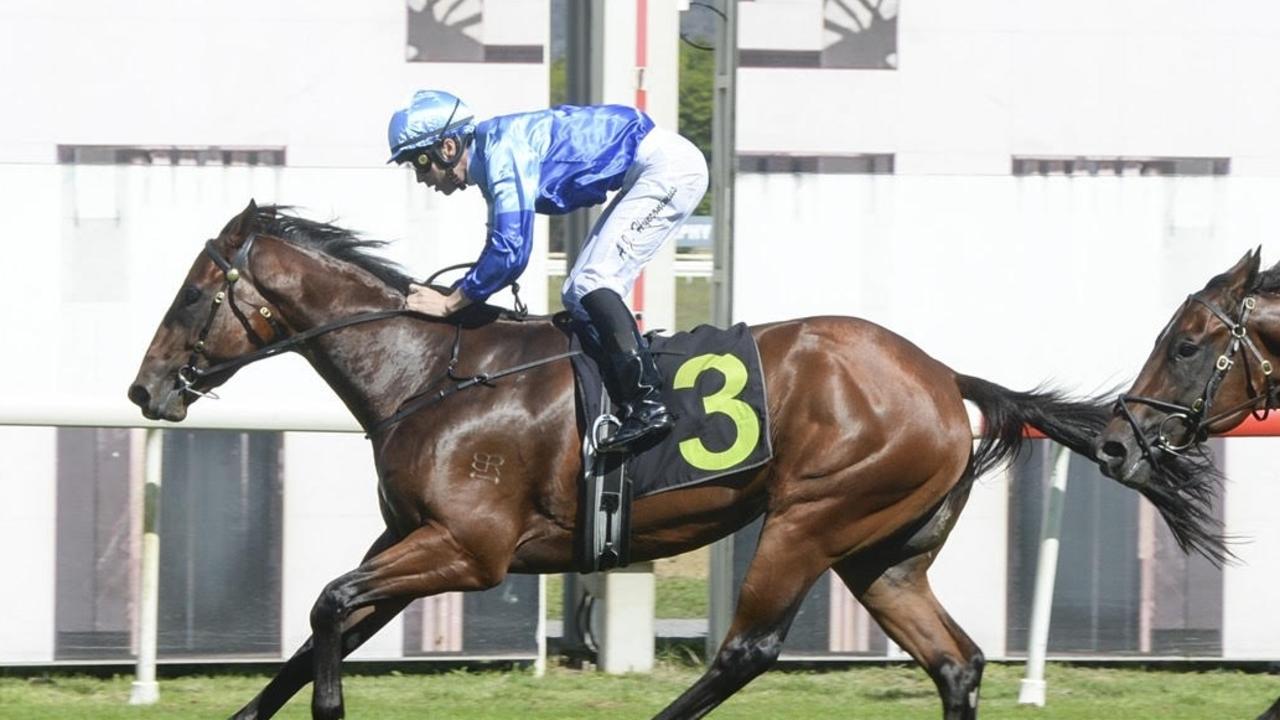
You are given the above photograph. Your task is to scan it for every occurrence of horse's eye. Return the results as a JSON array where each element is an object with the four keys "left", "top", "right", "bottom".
[
  {"left": 1177, "top": 341, "right": 1199, "bottom": 358},
  {"left": 183, "top": 286, "right": 202, "bottom": 306}
]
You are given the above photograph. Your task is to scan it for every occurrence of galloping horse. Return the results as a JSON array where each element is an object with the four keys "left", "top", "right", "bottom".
[
  {"left": 128, "top": 201, "right": 1209, "bottom": 720},
  {"left": 1094, "top": 248, "right": 1276, "bottom": 720}
]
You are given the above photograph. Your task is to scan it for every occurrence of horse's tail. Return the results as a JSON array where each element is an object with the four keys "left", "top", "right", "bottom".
[
  {"left": 954, "top": 373, "right": 1111, "bottom": 479},
  {"left": 955, "top": 373, "right": 1232, "bottom": 566}
]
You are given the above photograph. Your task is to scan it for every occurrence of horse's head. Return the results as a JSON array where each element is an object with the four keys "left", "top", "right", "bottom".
[
  {"left": 1095, "top": 248, "right": 1278, "bottom": 487},
  {"left": 128, "top": 199, "right": 286, "bottom": 421}
]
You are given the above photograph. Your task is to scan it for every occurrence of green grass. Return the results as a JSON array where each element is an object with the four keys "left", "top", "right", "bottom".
[{"left": 1, "top": 663, "right": 1275, "bottom": 719}]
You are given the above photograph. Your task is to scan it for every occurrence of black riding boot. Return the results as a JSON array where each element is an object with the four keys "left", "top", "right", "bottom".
[{"left": 581, "top": 289, "right": 673, "bottom": 453}]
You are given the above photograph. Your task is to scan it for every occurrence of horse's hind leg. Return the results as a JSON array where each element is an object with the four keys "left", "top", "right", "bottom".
[
  {"left": 1257, "top": 695, "right": 1280, "bottom": 720},
  {"left": 836, "top": 553, "right": 984, "bottom": 720},
  {"left": 651, "top": 519, "right": 830, "bottom": 720}
]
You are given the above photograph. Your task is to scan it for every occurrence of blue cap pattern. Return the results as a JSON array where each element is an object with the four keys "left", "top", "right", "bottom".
[{"left": 386, "top": 90, "right": 476, "bottom": 163}]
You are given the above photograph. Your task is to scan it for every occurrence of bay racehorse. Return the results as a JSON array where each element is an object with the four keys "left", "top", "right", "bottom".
[
  {"left": 129, "top": 201, "right": 1216, "bottom": 720},
  {"left": 1095, "top": 248, "right": 1276, "bottom": 719}
]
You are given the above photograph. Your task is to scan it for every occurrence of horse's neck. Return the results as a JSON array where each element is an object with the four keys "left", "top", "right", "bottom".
[{"left": 250, "top": 238, "right": 452, "bottom": 429}]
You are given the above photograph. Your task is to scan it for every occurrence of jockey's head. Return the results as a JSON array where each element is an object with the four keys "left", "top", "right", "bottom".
[{"left": 388, "top": 90, "right": 476, "bottom": 194}]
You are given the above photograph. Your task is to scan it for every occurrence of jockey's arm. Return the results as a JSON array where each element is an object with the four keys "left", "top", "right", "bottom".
[{"left": 457, "top": 144, "right": 537, "bottom": 308}]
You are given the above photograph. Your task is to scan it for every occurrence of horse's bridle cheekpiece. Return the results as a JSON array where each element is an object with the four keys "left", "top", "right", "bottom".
[
  {"left": 178, "top": 234, "right": 278, "bottom": 399},
  {"left": 1117, "top": 293, "right": 1275, "bottom": 460}
]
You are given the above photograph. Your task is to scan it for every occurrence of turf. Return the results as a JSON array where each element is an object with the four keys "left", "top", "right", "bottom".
[{"left": 1, "top": 662, "right": 1275, "bottom": 719}]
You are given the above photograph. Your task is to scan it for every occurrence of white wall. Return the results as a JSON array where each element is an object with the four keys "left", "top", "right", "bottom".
[
  {"left": 0, "top": 428, "right": 58, "bottom": 661},
  {"left": 737, "top": 0, "right": 1280, "bottom": 175}
]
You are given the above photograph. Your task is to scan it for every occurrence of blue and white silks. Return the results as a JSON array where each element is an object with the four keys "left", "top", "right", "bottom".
[{"left": 460, "top": 105, "right": 654, "bottom": 302}]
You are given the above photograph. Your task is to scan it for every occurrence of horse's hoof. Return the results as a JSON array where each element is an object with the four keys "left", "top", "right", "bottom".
[{"left": 311, "top": 697, "right": 345, "bottom": 720}]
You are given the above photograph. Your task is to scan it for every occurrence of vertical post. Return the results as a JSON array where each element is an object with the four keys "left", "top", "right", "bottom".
[
  {"left": 599, "top": 564, "right": 656, "bottom": 673},
  {"left": 706, "top": 0, "right": 737, "bottom": 663},
  {"left": 709, "top": 0, "right": 736, "bottom": 325},
  {"left": 129, "top": 427, "right": 163, "bottom": 705},
  {"left": 1017, "top": 443, "right": 1071, "bottom": 707},
  {"left": 563, "top": 0, "right": 601, "bottom": 267},
  {"left": 535, "top": 574, "right": 547, "bottom": 677}
]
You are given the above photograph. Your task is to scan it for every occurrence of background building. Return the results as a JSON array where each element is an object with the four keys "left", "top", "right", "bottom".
[{"left": 1, "top": 0, "right": 1278, "bottom": 665}]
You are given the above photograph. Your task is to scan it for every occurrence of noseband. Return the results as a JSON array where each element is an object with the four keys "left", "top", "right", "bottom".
[{"left": 1117, "top": 294, "right": 1275, "bottom": 460}]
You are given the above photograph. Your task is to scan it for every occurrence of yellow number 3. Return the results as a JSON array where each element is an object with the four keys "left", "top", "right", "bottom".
[{"left": 672, "top": 353, "right": 760, "bottom": 471}]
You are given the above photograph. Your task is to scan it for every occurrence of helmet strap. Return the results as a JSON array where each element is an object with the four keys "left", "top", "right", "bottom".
[{"left": 428, "top": 98, "right": 467, "bottom": 169}]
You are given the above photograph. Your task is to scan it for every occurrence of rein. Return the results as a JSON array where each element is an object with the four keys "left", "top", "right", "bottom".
[
  {"left": 179, "top": 236, "right": 578, "bottom": 436},
  {"left": 1117, "top": 294, "right": 1276, "bottom": 460}
]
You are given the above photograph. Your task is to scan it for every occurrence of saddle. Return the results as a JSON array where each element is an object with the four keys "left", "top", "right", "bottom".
[{"left": 557, "top": 315, "right": 774, "bottom": 572}]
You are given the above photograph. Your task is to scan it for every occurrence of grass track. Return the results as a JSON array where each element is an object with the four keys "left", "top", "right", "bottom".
[{"left": 1, "top": 662, "right": 1275, "bottom": 719}]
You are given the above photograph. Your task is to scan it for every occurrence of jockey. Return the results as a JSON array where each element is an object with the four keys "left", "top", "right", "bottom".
[{"left": 387, "top": 89, "right": 709, "bottom": 454}]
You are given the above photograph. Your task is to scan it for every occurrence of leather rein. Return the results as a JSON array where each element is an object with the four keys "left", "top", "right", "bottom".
[
  {"left": 1116, "top": 294, "right": 1276, "bottom": 460},
  {"left": 177, "top": 236, "right": 577, "bottom": 437}
]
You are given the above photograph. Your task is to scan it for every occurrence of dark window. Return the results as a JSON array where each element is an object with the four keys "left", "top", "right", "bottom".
[
  {"left": 55, "top": 428, "right": 136, "bottom": 660},
  {"left": 158, "top": 430, "right": 284, "bottom": 657},
  {"left": 1006, "top": 441, "right": 1223, "bottom": 656},
  {"left": 54, "top": 428, "right": 286, "bottom": 659},
  {"left": 1012, "top": 156, "right": 1230, "bottom": 177},
  {"left": 737, "top": 153, "right": 894, "bottom": 174},
  {"left": 58, "top": 145, "right": 286, "bottom": 166}
]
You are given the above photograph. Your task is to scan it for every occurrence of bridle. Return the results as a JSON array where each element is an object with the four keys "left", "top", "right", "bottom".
[
  {"left": 1116, "top": 294, "right": 1275, "bottom": 459},
  {"left": 175, "top": 235, "right": 573, "bottom": 437},
  {"left": 177, "top": 234, "right": 415, "bottom": 399}
]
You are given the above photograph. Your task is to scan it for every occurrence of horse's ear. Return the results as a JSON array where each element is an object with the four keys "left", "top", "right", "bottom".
[
  {"left": 226, "top": 199, "right": 259, "bottom": 248},
  {"left": 1223, "top": 247, "right": 1262, "bottom": 294}
]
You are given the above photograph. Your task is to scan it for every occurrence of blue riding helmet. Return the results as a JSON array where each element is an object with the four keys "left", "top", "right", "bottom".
[{"left": 386, "top": 90, "right": 476, "bottom": 164}]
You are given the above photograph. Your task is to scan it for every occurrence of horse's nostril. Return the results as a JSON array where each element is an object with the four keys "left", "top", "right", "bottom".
[
  {"left": 128, "top": 384, "right": 151, "bottom": 408},
  {"left": 1099, "top": 440, "right": 1128, "bottom": 463}
]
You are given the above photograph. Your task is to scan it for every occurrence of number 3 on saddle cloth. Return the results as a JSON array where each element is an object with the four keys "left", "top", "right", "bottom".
[{"left": 562, "top": 318, "right": 774, "bottom": 572}]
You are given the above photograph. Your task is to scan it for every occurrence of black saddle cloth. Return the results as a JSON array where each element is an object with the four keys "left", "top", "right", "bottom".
[{"left": 561, "top": 316, "right": 774, "bottom": 499}]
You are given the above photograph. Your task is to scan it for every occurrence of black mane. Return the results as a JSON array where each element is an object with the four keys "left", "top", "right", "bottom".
[
  {"left": 1251, "top": 266, "right": 1280, "bottom": 294},
  {"left": 239, "top": 205, "right": 417, "bottom": 294}
]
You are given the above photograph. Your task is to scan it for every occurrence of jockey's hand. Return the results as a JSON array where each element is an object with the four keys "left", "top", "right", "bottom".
[{"left": 406, "top": 284, "right": 471, "bottom": 317}]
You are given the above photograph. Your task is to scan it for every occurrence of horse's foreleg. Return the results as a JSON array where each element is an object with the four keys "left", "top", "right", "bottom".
[
  {"left": 231, "top": 529, "right": 404, "bottom": 720},
  {"left": 1257, "top": 695, "right": 1280, "bottom": 720},
  {"left": 651, "top": 521, "right": 828, "bottom": 720},
  {"left": 309, "top": 522, "right": 507, "bottom": 720},
  {"left": 836, "top": 553, "right": 984, "bottom": 720},
  {"left": 231, "top": 599, "right": 409, "bottom": 720}
]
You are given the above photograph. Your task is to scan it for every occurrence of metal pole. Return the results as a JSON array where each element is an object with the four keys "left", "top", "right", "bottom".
[
  {"left": 1017, "top": 443, "right": 1071, "bottom": 707},
  {"left": 709, "top": 0, "right": 736, "bottom": 325},
  {"left": 563, "top": 0, "right": 602, "bottom": 267},
  {"left": 129, "top": 427, "right": 163, "bottom": 705},
  {"left": 534, "top": 574, "right": 547, "bottom": 677},
  {"left": 706, "top": 0, "right": 737, "bottom": 663}
]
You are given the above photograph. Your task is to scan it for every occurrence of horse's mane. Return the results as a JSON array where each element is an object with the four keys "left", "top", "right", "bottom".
[
  {"left": 234, "top": 205, "right": 417, "bottom": 294},
  {"left": 1200, "top": 263, "right": 1280, "bottom": 296},
  {"left": 1250, "top": 267, "right": 1280, "bottom": 294}
]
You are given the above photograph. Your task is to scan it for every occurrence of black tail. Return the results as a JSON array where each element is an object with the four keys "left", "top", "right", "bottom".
[
  {"left": 955, "top": 374, "right": 1111, "bottom": 479},
  {"left": 956, "top": 373, "right": 1231, "bottom": 566}
]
